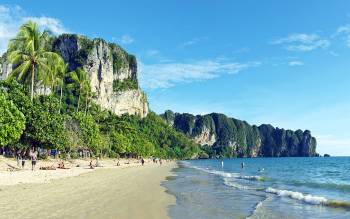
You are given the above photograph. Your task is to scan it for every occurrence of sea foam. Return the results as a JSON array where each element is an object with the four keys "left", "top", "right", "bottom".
[
  {"left": 238, "top": 175, "right": 265, "bottom": 181},
  {"left": 266, "top": 187, "right": 327, "bottom": 205}
]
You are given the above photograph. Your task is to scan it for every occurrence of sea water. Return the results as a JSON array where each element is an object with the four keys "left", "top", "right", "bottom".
[{"left": 163, "top": 157, "right": 350, "bottom": 219}]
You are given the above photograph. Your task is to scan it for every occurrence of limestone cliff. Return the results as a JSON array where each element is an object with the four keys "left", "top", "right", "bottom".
[
  {"left": 161, "top": 110, "right": 317, "bottom": 158},
  {"left": 0, "top": 53, "right": 12, "bottom": 80},
  {"left": 0, "top": 34, "right": 148, "bottom": 117},
  {"left": 53, "top": 34, "right": 148, "bottom": 117}
]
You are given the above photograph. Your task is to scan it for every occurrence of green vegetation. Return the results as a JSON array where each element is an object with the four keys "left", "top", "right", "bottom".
[
  {"left": 0, "top": 90, "right": 25, "bottom": 146},
  {"left": 113, "top": 78, "right": 138, "bottom": 92},
  {"left": 7, "top": 21, "right": 64, "bottom": 101},
  {"left": 0, "top": 21, "right": 201, "bottom": 159},
  {"left": 109, "top": 43, "right": 137, "bottom": 73},
  {"left": 0, "top": 79, "right": 199, "bottom": 158},
  {"left": 68, "top": 68, "right": 91, "bottom": 112},
  {"left": 161, "top": 111, "right": 318, "bottom": 158}
]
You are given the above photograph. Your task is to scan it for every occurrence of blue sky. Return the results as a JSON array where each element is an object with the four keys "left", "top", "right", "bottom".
[{"left": 1, "top": 0, "right": 350, "bottom": 155}]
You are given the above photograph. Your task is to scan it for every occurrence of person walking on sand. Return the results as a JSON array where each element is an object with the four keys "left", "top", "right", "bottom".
[
  {"left": 21, "top": 155, "right": 25, "bottom": 169},
  {"left": 16, "top": 150, "right": 21, "bottom": 167},
  {"left": 30, "top": 148, "right": 38, "bottom": 171},
  {"left": 141, "top": 158, "right": 145, "bottom": 166}
]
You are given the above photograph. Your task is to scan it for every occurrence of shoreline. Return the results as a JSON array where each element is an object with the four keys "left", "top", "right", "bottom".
[{"left": 0, "top": 157, "right": 177, "bottom": 219}]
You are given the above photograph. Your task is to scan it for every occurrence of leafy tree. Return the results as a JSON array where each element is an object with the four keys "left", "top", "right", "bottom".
[
  {"left": 73, "top": 112, "right": 102, "bottom": 154},
  {"left": 68, "top": 68, "right": 90, "bottom": 112},
  {"left": 7, "top": 21, "right": 63, "bottom": 101},
  {"left": 0, "top": 91, "right": 26, "bottom": 146},
  {"left": 24, "top": 95, "right": 67, "bottom": 150},
  {"left": 109, "top": 131, "right": 131, "bottom": 155}
]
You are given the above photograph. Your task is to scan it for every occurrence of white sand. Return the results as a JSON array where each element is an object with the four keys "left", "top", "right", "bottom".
[
  {"left": 0, "top": 156, "right": 176, "bottom": 219},
  {"left": 0, "top": 156, "right": 143, "bottom": 186}
]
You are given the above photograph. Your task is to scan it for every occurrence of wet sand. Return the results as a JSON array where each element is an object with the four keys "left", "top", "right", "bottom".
[{"left": 0, "top": 162, "right": 176, "bottom": 219}]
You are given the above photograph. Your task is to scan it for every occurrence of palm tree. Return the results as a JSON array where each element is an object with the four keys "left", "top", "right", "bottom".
[
  {"left": 45, "top": 56, "right": 67, "bottom": 113},
  {"left": 69, "top": 68, "right": 90, "bottom": 112},
  {"left": 40, "top": 53, "right": 65, "bottom": 90},
  {"left": 84, "top": 82, "right": 92, "bottom": 115},
  {"left": 7, "top": 21, "right": 62, "bottom": 101},
  {"left": 56, "top": 62, "right": 68, "bottom": 114}
]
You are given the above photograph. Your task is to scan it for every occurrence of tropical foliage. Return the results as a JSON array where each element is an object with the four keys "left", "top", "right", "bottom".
[
  {"left": 0, "top": 91, "right": 26, "bottom": 146},
  {"left": 7, "top": 21, "right": 64, "bottom": 101},
  {"left": 0, "top": 21, "right": 201, "bottom": 159}
]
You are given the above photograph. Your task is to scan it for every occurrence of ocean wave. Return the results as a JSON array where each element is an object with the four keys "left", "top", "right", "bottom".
[
  {"left": 266, "top": 187, "right": 350, "bottom": 209},
  {"left": 266, "top": 187, "right": 327, "bottom": 205},
  {"left": 246, "top": 197, "right": 269, "bottom": 219},
  {"left": 182, "top": 162, "right": 265, "bottom": 182},
  {"left": 186, "top": 164, "right": 239, "bottom": 178},
  {"left": 223, "top": 177, "right": 253, "bottom": 190},
  {"left": 289, "top": 180, "right": 350, "bottom": 192},
  {"left": 239, "top": 175, "right": 266, "bottom": 181}
]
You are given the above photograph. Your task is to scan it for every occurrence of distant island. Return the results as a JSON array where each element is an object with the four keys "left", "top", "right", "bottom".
[{"left": 0, "top": 21, "right": 317, "bottom": 160}]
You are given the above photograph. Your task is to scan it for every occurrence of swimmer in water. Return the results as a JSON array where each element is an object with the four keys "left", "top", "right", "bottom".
[
  {"left": 221, "top": 161, "right": 224, "bottom": 167},
  {"left": 241, "top": 162, "right": 245, "bottom": 169}
]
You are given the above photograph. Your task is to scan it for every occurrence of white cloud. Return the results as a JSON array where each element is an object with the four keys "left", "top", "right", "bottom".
[
  {"left": 139, "top": 59, "right": 260, "bottom": 89},
  {"left": 0, "top": 5, "right": 23, "bottom": 53},
  {"left": 181, "top": 37, "right": 207, "bottom": 47},
  {"left": 24, "top": 17, "right": 67, "bottom": 35},
  {"left": 336, "top": 25, "right": 350, "bottom": 48},
  {"left": 336, "top": 25, "right": 350, "bottom": 34},
  {"left": 120, "top": 34, "right": 134, "bottom": 44},
  {"left": 271, "top": 33, "right": 330, "bottom": 52},
  {"left": 0, "top": 5, "right": 68, "bottom": 54},
  {"left": 288, "top": 60, "right": 304, "bottom": 66}
]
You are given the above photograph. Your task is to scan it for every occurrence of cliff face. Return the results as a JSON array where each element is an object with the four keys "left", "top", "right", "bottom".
[
  {"left": 0, "top": 53, "right": 12, "bottom": 80},
  {"left": 53, "top": 34, "right": 148, "bottom": 117},
  {"left": 0, "top": 34, "right": 148, "bottom": 117},
  {"left": 161, "top": 110, "right": 317, "bottom": 157}
]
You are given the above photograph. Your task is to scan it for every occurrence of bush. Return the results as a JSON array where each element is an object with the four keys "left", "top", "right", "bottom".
[{"left": 0, "top": 90, "right": 26, "bottom": 146}]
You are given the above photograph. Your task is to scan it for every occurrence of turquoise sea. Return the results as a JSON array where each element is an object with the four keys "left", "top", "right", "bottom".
[{"left": 163, "top": 157, "right": 350, "bottom": 219}]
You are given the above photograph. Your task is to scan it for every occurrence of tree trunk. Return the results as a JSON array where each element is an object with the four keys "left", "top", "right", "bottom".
[
  {"left": 77, "top": 92, "right": 81, "bottom": 112},
  {"left": 59, "top": 85, "right": 63, "bottom": 114},
  {"left": 84, "top": 92, "right": 89, "bottom": 115},
  {"left": 31, "top": 65, "right": 35, "bottom": 101}
]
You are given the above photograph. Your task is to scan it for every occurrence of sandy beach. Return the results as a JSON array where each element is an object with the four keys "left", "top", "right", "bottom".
[{"left": 0, "top": 157, "right": 176, "bottom": 219}]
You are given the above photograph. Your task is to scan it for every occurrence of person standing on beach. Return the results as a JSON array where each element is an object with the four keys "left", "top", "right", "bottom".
[
  {"left": 30, "top": 148, "right": 38, "bottom": 171},
  {"left": 21, "top": 155, "right": 25, "bottom": 169},
  {"left": 141, "top": 158, "right": 145, "bottom": 166},
  {"left": 16, "top": 151, "right": 21, "bottom": 167}
]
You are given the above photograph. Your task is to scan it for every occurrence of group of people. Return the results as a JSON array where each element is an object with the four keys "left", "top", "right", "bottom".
[
  {"left": 139, "top": 157, "right": 166, "bottom": 166},
  {"left": 89, "top": 157, "right": 102, "bottom": 169},
  {"left": 152, "top": 158, "right": 163, "bottom": 165},
  {"left": 15, "top": 147, "right": 38, "bottom": 171}
]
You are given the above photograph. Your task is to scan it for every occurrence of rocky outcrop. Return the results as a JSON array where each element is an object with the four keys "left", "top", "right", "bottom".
[
  {"left": 53, "top": 34, "right": 148, "bottom": 117},
  {"left": 161, "top": 110, "right": 317, "bottom": 158},
  {"left": 0, "top": 34, "right": 148, "bottom": 117},
  {"left": 0, "top": 54, "right": 12, "bottom": 80}
]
